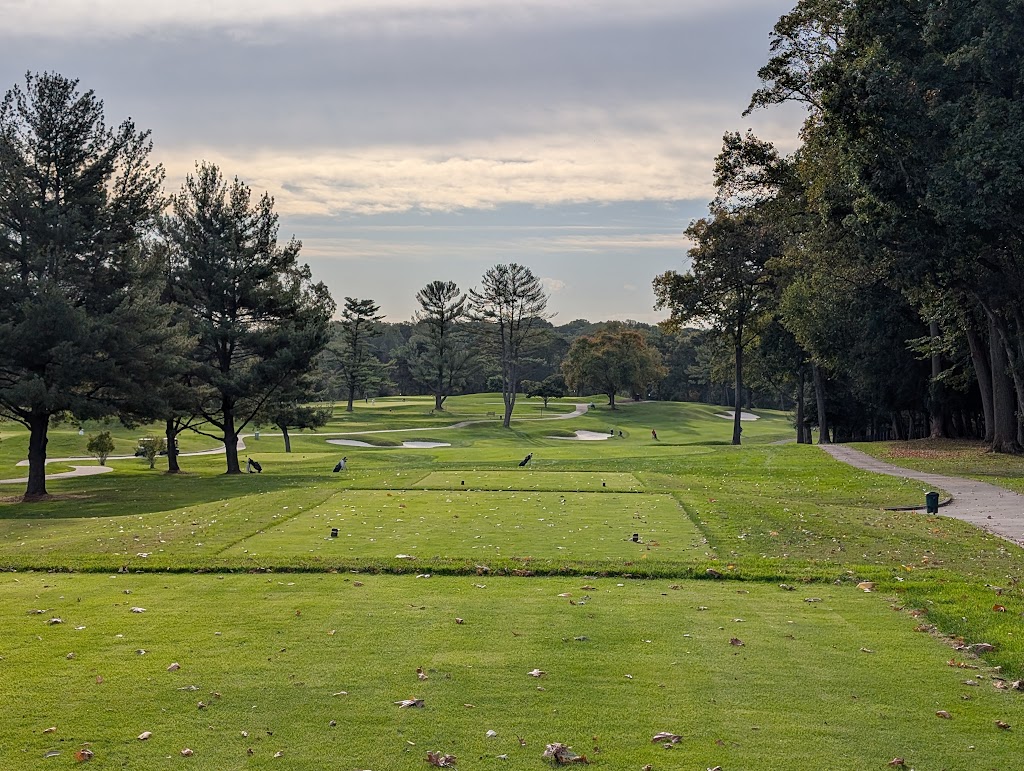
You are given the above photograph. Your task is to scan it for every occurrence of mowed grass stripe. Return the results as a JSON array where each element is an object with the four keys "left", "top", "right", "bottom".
[
  {"left": 2, "top": 574, "right": 1019, "bottom": 770},
  {"left": 220, "top": 489, "right": 701, "bottom": 563},
  {"left": 411, "top": 470, "right": 643, "bottom": 492}
]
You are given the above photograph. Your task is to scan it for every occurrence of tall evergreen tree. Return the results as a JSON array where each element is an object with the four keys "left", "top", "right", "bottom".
[
  {"left": 0, "top": 72, "right": 177, "bottom": 497},
  {"left": 410, "top": 280, "right": 473, "bottom": 411},
  {"left": 164, "top": 162, "right": 334, "bottom": 474},
  {"left": 332, "top": 297, "right": 387, "bottom": 412},
  {"left": 469, "top": 264, "right": 551, "bottom": 428}
]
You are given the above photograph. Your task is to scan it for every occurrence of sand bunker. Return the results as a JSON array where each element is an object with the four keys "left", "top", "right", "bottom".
[
  {"left": 327, "top": 439, "right": 450, "bottom": 449},
  {"left": 547, "top": 430, "right": 613, "bottom": 441},
  {"left": 715, "top": 411, "right": 760, "bottom": 421}
]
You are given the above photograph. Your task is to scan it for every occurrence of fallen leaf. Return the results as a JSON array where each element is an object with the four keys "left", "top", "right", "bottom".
[
  {"left": 74, "top": 748, "right": 94, "bottom": 762},
  {"left": 860, "top": 648, "right": 875, "bottom": 654},
  {"left": 779, "top": 584, "right": 794, "bottom": 591},
  {"left": 857, "top": 582, "right": 875, "bottom": 592},
  {"left": 130, "top": 607, "right": 146, "bottom": 613},
  {"left": 542, "top": 742, "right": 589, "bottom": 764},
  {"left": 43, "top": 726, "right": 57, "bottom": 734},
  {"left": 48, "top": 617, "right": 63, "bottom": 625},
  {"left": 168, "top": 662, "right": 180, "bottom": 671},
  {"left": 138, "top": 731, "right": 152, "bottom": 740},
  {"left": 804, "top": 597, "right": 822, "bottom": 603},
  {"left": 887, "top": 759, "right": 905, "bottom": 768},
  {"left": 936, "top": 710, "right": 952, "bottom": 719},
  {"left": 417, "top": 667, "right": 428, "bottom": 681},
  {"left": 274, "top": 751, "right": 284, "bottom": 758},
  {"left": 353, "top": 581, "right": 364, "bottom": 587},
  {"left": 729, "top": 638, "right": 744, "bottom": 647},
  {"left": 528, "top": 668, "right": 546, "bottom": 677},
  {"left": 395, "top": 698, "right": 425, "bottom": 708},
  {"left": 455, "top": 618, "right": 464, "bottom": 625},
  {"left": 180, "top": 748, "right": 194, "bottom": 756},
  {"left": 486, "top": 729, "right": 498, "bottom": 738},
  {"left": 996, "top": 720, "right": 1012, "bottom": 730},
  {"left": 651, "top": 732, "right": 682, "bottom": 744},
  {"left": 426, "top": 750, "right": 457, "bottom": 767},
  {"left": 993, "top": 604, "right": 1006, "bottom": 612},
  {"left": 95, "top": 676, "right": 104, "bottom": 684},
  {"left": 332, "top": 691, "right": 348, "bottom": 697}
]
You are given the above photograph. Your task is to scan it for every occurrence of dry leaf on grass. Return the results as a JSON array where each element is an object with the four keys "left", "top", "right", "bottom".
[
  {"left": 887, "top": 759, "right": 905, "bottom": 768},
  {"left": 74, "top": 748, "right": 94, "bottom": 762},
  {"left": 528, "top": 668, "right": 546, "bottom": 677},
  {"left": 729, "top": 638, "right": 744, "bottom": 647},
  {"left": 935, "top": 710, "right": 952, "bottom": 719},
  {"left": 130, "top": 607, "right": 146, "bottom": 613},
  {"left": 651, "top": 732, "right": 682, "bottom": 743},
  {"left": 137, "top": 731, "right": 152, "bottom": 740},
  {"left": 995, "top": 720, "right": 1012, "bottom": 730},
  {"left": 857, "top": 582, "right": 875, "bottom": 592},
  {"left": 542, "top": 743, "right": 588, "bottom": 764},
  {"left": 43, "top": 727, "right": 57, "bottom": 734},
  {"left": 395, "top": 698, "right": 425, "bottom": 708},
  {"left": 180, "top": 748, "right": 194, "bottom": 756},
  {"left": 426, "top": 750, "right": 457, "bottom": 766},
  {"left": 993, "top": 604, "right": 1006, "bottom": 612},
  {"left": 417, "top": 667, "right": 428, "bottom": 680},
  {"left": 168, "top": 662, "right": 181, "bottom": 671}
]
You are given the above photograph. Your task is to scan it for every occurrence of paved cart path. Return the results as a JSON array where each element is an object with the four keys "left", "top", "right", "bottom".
[{"left": 820, "top": 444, "right": 1024, "bottom": 546}]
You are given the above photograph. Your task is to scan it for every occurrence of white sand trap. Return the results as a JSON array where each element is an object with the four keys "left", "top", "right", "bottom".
[
  {"left": 326, "top": 439, "right": 450, "bottom": 449},
  {"left": 716, "top": 411, "right": 760, "bottom": 421},
  {"left": 547, "top": 430, "right": 613, "bottom": 441}
]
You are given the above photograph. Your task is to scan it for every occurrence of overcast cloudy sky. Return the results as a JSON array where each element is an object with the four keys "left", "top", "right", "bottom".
[{"left": 1, "top": 0, "right": 804, "bottom": 324}]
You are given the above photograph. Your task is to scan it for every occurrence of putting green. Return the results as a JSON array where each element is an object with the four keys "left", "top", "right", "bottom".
[
  {"left": 412, "top": 471, "right": 643, "bottom": 492},
  {"left": 220, "top": 489, "right": 701, "bottom": 563}
]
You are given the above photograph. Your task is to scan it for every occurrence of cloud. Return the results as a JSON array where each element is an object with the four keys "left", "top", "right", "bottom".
[
  {"left": 0, "top": 0, "right": 779, "bottom": 39},
  {"left": 541, "top": 277, "right": 567, "bottom": 293}
]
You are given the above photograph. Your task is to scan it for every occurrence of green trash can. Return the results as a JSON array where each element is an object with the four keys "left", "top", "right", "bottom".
[{"left": 925, "top": 491, "right": 940, "bottom": 514}]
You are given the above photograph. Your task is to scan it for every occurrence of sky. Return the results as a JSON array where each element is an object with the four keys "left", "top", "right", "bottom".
[{"left": 0, "top": 0, "right": 805, "bottom": 325}]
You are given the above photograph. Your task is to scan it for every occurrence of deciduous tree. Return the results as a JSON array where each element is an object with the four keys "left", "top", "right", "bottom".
[{"left": 561, "top": 328, "right": 665, "bottom": 409}]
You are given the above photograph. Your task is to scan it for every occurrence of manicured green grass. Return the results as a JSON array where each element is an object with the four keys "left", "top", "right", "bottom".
[
  {"left": 1, "top": 398, "right": 1024, "bottom": 768},
  {"left": 852, "top": 438, "right": 1024, "bottom": 493},
  {"left": 219, "top": 488, "right": 704, "bottom": 564},
  {"left": 3, "top": 573, "right": 1022, "bottom": 771}
]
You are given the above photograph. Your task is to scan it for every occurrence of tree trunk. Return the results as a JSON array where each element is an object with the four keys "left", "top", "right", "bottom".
[
  {"left": 796, "top": 369, "right": 807, "bottom": 444},
  {"left": 989, "top": 319, "right": 1020, "bottom": 453},
  {"left": 732, "top": 343, "right": 743, "bottom": 445},
  {"left": 434, "top": 392, "right": 444, "bottom": 411},
  {"left": 813, "top": 363, "right": 830, "bottom": 445},
  {"left": 966, "top": 322, "right": 995, "bottom": 443},
  {"left": 279, "top": 423, "right": 292, "bottom": 453},
  {"left": 608, "top": 391, "right": 617, "bottom": 410},
  {"left": 223, "top": 405, "right": 242, "bottom": 473},
  {"left": 346, "top": 384, "right": 355, "bottom": 413},
  {"left": 928, "top": 320, "right": 947, "bottom": 439},
  {"left": 165, "top": 419, "right": 181, "bottom": 473},
  {"left": 25, "top": 410, "right": 49, "bottom": 498}
]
